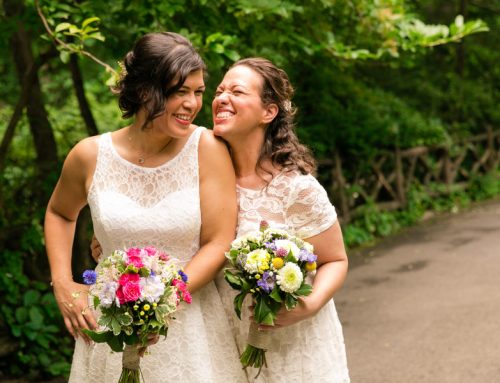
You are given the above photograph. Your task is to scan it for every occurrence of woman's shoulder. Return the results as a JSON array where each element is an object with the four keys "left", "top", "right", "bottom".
[
  {"left": 198, "top": 128, "right": 230, "bottom": 155},
  {"left": 65, "top": 135, "right": 100, "bottom": 168}
]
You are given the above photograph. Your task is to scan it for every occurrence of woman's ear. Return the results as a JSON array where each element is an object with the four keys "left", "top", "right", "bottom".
[{"left": 262, "top": 103, "right": 279, "bottom": 124}]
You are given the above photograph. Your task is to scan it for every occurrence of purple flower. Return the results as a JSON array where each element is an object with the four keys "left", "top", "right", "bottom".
[
  {"left": 299, "top": 249, "right": 317, "bottom": 263},
  {"left": 82, "top": 270, "right": 97, "bottom": 285},
  {"left": 257, "top": 271, "right": 275, "bottom": 293},
  {"left": 265, "top": 242, "right": 278, "bottom": 252},
  {"left": 178, "top": 270, "right": 188, "bottom": 283}
]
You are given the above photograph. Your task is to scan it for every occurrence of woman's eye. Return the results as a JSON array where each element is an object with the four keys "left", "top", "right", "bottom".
[{"left": 195, "top": 90, "right": 204, "bottom": 96}]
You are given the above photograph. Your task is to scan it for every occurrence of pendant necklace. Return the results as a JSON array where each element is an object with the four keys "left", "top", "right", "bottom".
[{"left": 128, "top": 132, "right": 173, "bottom": 165}]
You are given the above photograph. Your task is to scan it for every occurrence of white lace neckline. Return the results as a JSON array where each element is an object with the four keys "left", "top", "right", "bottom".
[
  {"left": 107, "top": 127, "right": 201, "bottom": 171},
  {"left": 236, "top": 171, "right": 288, "bottom": 195}
]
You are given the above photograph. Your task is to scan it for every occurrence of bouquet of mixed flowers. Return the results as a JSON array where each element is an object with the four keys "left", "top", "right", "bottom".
[
  {"left": 82, "top": 246, "right": 192, "bottom": 383},
  {"left": 224, "top": 221, "right": 317, "bottom": 376}
]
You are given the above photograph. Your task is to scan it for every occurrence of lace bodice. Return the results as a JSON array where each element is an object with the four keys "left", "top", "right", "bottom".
[
  {"left": 237, "top": 171, "right": 337, "bottom": 238},
  {"left": 88, "top": 130, "right": 201, "bottom": 265}
]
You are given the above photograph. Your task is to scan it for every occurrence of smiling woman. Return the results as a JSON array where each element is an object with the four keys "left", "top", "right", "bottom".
[{"left": 44, "top": 32, "right": 247, "bottom": 382}]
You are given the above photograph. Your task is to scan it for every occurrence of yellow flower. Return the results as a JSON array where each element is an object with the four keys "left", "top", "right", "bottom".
[
  {"left": 272, "top": 258, "right": 284, "bottom": 269},
  {"left": 255, "top": 274, "right": 261, "bottom": 280},
  {"left": 143, "top": 304, "right": 150, "bottom": 311},
  {"left": 140, "top": 311, "right": 145, "bottom": 316},
  {"left": 133, "top": 305, "right": 139, "bottom": 310},
  {"left": 152, "top": 303, "right": 157, "bottom": 308},
  {"left": 306, "top": 261, "right": 317, "bottom": 271}
]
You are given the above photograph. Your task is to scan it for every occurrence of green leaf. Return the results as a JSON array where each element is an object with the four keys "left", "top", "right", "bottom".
[
  {"left": 233, "top": 291, "right": 247, "bottom": 319},
  {"left": 23, "top": 290, "right": 40, "bottom": 306},
  {"left": 15, "top": 307, "right": 28, "bottom": 322},
  {"left": 60, "top": 51, "right": 70, "bottom": 64},
  {"left": 82, "top": 17, "right": 100, "bottom": 28},
  {"left": 82, "top": 329, "right": 113, "bottom": 343},
  {"left": 55, "top": 22, "right": 71, "bottom": 33},
  {"left": 285, "top": 294, "right": 298, "bottom": 310},
  {"left": 107, "top": 334, "right": 124, "bottom": 352},
  {"left": 117, "top": 312, "right": 133, "bottom": 326},
  {"left": 224, "top": 270, "right": 242, "bottom": 289},
  {"left": 269, "top": 286, "right": 282, "bottom": 303},
  {"left": 254, "top": 297, "right": 275, "bottom": 325},
  {"left": 28, "top": 306, "right": 44, "bottom": 326},
  {"left": 111, "top": 318, "right": 121, "bottom": 335},
  {"left": 294, "top": 283, "right": 313, "bottom": 296}
]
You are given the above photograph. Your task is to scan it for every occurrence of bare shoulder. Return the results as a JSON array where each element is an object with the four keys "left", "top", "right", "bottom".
[
  {"left": 61, "top": 135, "right": 100, "bottom": 180},
  {"left": 198, "top": 129, "right": 231, "bottom": 163}
]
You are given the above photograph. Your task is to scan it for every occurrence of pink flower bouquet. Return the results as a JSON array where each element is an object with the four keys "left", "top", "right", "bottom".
[{"left": 82, "top": 246, "right": 191, "bottom": 383}]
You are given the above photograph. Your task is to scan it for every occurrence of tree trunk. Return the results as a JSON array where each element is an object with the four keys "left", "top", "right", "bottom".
[
  {"left": 4, "top": 0, "right": 58, "bottom": 176},
  {"left": 69, "top": 54, "right": 99, "bottom": 136}
]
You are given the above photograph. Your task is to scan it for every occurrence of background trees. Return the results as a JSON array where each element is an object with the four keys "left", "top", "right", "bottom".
[{"left": 0, "top": 0, "right": 497, "bottom": 380}]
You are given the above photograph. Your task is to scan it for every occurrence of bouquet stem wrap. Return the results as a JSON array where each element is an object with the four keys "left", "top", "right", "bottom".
[
  {"left": 247, "top": 322, "right": 272, "bottom": 350},
  {"left": 119, "top": 345, "right": 141, "bottom": 383}
]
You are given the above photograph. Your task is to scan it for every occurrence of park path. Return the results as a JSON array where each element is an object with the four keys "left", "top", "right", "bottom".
[{"left": 335, "top": 199, "right": 500, "bottom": 383}]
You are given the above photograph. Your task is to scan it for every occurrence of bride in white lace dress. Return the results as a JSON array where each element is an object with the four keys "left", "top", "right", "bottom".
[
  {"left": 212, "top": 58, "right": 350, "bottom": 382},
  {"left": 44, "top": 32, "right": 247, "bottom": 382}
]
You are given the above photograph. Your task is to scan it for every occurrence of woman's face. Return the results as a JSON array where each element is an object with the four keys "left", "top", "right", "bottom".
[
  {"left": 154, "top": 69, "right": 205, "bottom": 137},
  {"left": 212, "top": 65, "right": 270, "bottom": 142}
]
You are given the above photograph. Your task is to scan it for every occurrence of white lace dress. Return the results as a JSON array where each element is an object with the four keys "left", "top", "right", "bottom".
[
  {"left": 216, "top": 171, "right": 350, "bottom": 383},
  {"left": 69, "top": 127, "right": 247, "bottom": 383}
]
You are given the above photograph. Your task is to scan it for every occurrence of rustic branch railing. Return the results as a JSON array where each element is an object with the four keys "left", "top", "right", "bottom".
[{"left": 318, "top": 127, "right": 500, "bottom": 222}]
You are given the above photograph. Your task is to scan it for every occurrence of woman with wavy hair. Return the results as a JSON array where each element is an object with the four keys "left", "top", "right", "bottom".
[
  {"left": 212, "top": 58, "right": 350, "bottom": 382},
  {"left": 45, "top": 32, "right": 247, "bottom": 382}
]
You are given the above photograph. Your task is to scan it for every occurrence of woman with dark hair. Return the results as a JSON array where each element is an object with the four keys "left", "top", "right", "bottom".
[
  {"left": 44, "top": 32, "right": 247, "bottom": 382},
  {"left": 212, "top": 58, "right": 350, "bottom": 382}
]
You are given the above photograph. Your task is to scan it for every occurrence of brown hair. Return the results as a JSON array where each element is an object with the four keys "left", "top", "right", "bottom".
[
  {"left": 230, "top": 57, "right": 315, "bottom": 175},
  {"left": 115, "top": 32, "right": 206, "bottom": 128}
]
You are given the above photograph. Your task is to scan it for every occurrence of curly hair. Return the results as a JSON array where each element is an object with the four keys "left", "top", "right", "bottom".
[
  {"left": 230, "top": 58, "right": 316, "bottom": 175},
  {"left": 114, "top": 32, "right": 206, "bottom": 128}
]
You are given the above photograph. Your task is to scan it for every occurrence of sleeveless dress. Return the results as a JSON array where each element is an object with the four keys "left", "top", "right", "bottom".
[
  {"left": 216, "top": 171, "right": 350, "bottom": 383},
  {"left": 69, "top": 127, "right": 248, "bottom": 383}
]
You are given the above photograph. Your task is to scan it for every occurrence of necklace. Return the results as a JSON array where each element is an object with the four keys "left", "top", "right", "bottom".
[{"left": 128, "top": 132, "right": 173, "bottom": 165}]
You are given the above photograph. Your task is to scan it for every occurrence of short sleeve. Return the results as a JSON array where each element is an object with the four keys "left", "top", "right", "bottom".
[{"left": 285, "top": 174, "right": 337, "bottom": 238}]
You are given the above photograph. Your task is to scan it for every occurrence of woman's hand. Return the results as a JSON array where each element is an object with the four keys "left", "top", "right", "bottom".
[
  {"left": 255, "top": 295, "right": 320, "bottom": 331},
  {"left": 52, "top": 279, "right": 98, "bottom": 343},
  {"left": 90, "top": 234, "right": 102, "bottom": 262}
]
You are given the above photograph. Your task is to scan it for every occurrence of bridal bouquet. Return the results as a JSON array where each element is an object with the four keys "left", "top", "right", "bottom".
[
  {"left": 82, "top": 246, "right": 192, "bottom": 383},
  {"left": 224, "top": 221, "right": 317, "bottom": 376}
]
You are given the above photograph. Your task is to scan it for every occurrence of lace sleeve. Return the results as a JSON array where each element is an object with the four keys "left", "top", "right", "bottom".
[{"left": 285, "top": 174, "right": 337, "bottom": 239}]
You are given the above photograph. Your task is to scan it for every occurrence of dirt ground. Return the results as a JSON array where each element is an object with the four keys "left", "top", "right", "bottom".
[{"left": 336, "top": 199, "right": 500, "bottom": 383}]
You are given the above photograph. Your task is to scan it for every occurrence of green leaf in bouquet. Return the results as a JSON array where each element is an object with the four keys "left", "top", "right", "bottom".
[
  {"left": 254, "top": 297, "right": 276, "bottom": 325},
  {"left": 117, "top": 312, "right": 133, "bottom": 326},
  {"left": 125, "top": 265, "right": 139, "bottom": 274},
  {"left": 285, "top": 294, "right": 298, "bottom": 311},
  {"left": 82, "top": 329, "right": 113, "bottom": 343},
  {"left": 123, "top": 332, "right": 139, "bottom": 345},
  {"left": 93, "top": 296, "right": 100, "bottom": 308},
  {"left": 224, "top": 269, "right": 242, "bottom": 290},
  {"left": 269, "top": 286, "right": 283, "bottom": 303},
  {"left": 111, "top": 318, "right": 122, "bottom": 335},
  {"left": 139, "top": 267, "right": 150, "bottom": 277},
  {"left": 233, "top": 291, "right": 247, "bottom": 319},
  {"left": 107, "top": 334, "right": 124, "bottom": 352},
  {"left": 294, "top": 283, "right": 313, "bottom": 297},
  {"left": 98, "top": 313, "right": 113, "bottom": 328},
  {"left": 123, "top": 325, "right": 134, "bottom": 336}
]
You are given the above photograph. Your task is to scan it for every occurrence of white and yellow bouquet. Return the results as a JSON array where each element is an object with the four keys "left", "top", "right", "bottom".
[{"left": 224, "top": 221, "right": 317, "bottom": 376}]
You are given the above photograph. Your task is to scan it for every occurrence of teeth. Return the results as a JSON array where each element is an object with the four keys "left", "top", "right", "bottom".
[
  {"left": 175, "top": 114, "right": 190, "bottom": 121},
  {"left": 216, "top": 112, "right": 234, "bottom": 119}
]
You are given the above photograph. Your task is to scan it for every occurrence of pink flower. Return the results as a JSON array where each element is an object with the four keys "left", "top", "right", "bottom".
[
  {"left": 158, "top": 252, "right": 170, "bottom": 261},
  {"left": 127, "top": 254, "right": 144, "bottom": 268},
  {"left": 119, "top": 273, "right": 140, "bottom": 286},
  {"left": 121, "top": 281, "right": 141, "bottom": 303},
  {"left": 126, "top": 247, "right": 142, "bottom": 258},
  {"left": 143, "top": 246, "right": 158, "bottom": 256},
  {"left": 183, "top": 291, "right": 192, "bottom": 304}
]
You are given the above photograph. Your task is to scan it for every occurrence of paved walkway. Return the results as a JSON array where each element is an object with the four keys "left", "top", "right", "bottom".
[{"left": 335, "top": 199, "right": 500, "bottom": 383}]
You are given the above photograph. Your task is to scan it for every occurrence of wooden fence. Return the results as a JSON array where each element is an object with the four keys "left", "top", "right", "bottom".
[{"left": 318, "top": 127, "right": 500, "bottom": 222}]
